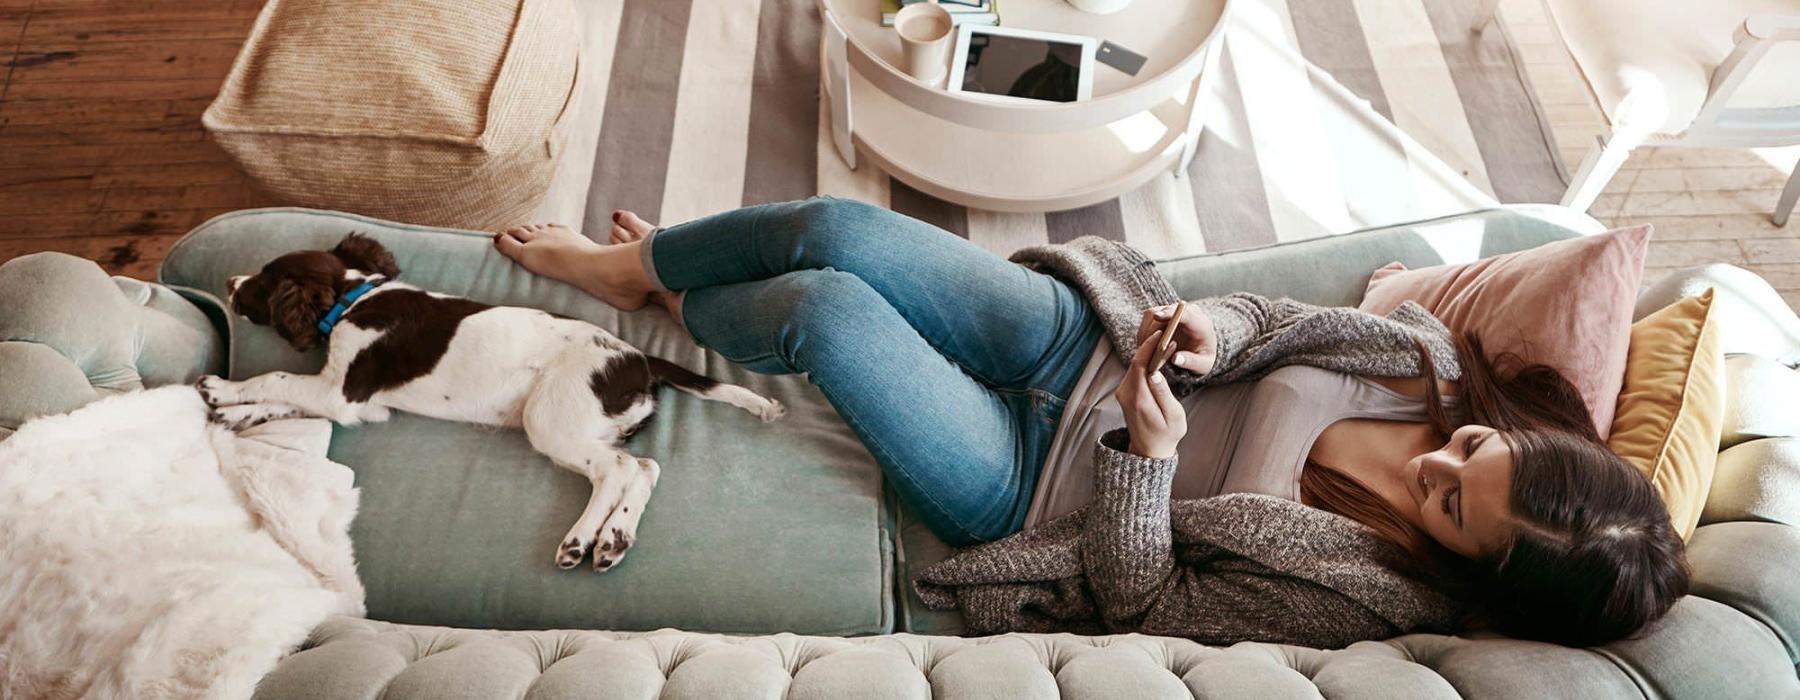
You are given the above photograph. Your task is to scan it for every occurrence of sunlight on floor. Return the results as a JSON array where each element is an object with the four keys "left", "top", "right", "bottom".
[
  {"left": 1219, "top": 0, "right": 1514, "bottom": 239},
  {"left": 1752, "top": 145, "right": 1800, "bottom": 174}
]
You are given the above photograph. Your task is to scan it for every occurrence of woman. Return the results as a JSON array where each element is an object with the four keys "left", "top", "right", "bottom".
[{"left": 493, "top": 197, "right": 1687, "bottom": 648}]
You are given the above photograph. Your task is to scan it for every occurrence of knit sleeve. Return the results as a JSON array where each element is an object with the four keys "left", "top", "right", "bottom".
[
  {"left": 1080, "top": 428, "right": 1179, "bottom": 629},
  {"left": 1008, "top": 237, "right": 1180, "bottom": 362},
  {"left": 1160, "top": 294, "right": 1460, "bottom": 393},
  {"left": 1183, "top": 293, "right": 1294, "bottom": 378},
  {"left": 1144, "top": 563, "right": 1401, "bottom": 647},
  {"left": 1004, "top": 236, "right": 1461, "bottom": 395}
]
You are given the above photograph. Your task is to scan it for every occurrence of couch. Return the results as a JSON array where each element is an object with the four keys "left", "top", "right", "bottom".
[{"left": 2, "top": 204, "right": 1797, "bottom": 698}]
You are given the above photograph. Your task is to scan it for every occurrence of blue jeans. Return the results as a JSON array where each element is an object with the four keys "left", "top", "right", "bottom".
[{"left": 642, "top": 197, "right": 1102, "bottom": 545}]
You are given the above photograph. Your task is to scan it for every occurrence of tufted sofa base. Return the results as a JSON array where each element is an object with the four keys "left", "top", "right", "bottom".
[
  {"left": 258, "top": 601, "right": 1791, "bottom": 699},
  {"left": 254, "top": 619, "right": 1504, "bottom": 699}
]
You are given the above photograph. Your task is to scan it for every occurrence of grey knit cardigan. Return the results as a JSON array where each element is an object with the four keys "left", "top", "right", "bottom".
[{"left": 913, "top": 237, "right": 1466, "bottom": 648}]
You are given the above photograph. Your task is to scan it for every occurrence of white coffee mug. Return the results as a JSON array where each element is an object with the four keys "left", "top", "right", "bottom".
[{"left": 895, "top": 2, "right": 954, "bottom": 87}]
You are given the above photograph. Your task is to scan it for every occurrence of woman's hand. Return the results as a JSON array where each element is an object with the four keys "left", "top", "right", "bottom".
[
  {"left": 1133, "top": 303, "right": 1218, "bottom": 376},
  {"left": 1117, "top": 330, "right": 1188, "bottom": 459}
]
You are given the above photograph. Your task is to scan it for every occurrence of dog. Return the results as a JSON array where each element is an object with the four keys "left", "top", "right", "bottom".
[{"left": 196, "top": 233, "right": 784, "bottom": 572}]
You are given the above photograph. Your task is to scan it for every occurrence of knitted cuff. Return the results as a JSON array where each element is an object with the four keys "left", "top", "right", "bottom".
[
  {"left": 639, "top": 227, "right": 672, "bottom": 294},
  {"left": 1187, "top": 296, "right": 1252, "bottom": 379},
  {"left": 1094, "top": 428, "right": 1178, "bottom": 508}
]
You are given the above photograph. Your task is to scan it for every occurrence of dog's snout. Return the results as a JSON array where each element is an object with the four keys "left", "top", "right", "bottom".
[{"left": 228, "top": 275, "right": 248, "bottom": 295}]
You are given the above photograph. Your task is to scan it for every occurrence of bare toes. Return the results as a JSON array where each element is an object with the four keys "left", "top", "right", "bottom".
[
  {"left": 493, "top": 232, "right": 524, "bottom": 259},
  {"left": 607, "top": 220, "right": 639, "bottom": 244},
  {"left": 612, "top": 210, "right": 656, "bottom": 238}
]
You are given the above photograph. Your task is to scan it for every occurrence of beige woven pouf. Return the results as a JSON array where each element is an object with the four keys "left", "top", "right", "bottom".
[{"left": 203, "top": 0, "right": 580, "bottom": 231}]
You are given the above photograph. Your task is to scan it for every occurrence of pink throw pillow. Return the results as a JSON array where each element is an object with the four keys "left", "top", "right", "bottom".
[{"left": 1358, "top": 225, "right": 1651, "bottom": 438}]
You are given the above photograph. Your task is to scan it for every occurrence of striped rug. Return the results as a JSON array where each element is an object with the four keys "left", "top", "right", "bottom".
[{"left": 534, "top": 0, "right": 1567, "bottom": 260}]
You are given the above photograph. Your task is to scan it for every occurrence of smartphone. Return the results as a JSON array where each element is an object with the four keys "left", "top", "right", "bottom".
[{"left": 1151, "top": 302, "right": 1186, "bottom": 373}]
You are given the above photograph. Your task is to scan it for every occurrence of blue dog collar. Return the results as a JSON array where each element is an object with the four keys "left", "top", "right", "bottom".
[{"left": 317, "top": 280, "right": 382, "bottom": 337}]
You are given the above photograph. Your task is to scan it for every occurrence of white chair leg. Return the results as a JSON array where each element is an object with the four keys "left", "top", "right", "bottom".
[
  {"left": 1776, "top": 163, "right": 1800, "bottom": 227},
  {"left": 1560, "top": 133, "right": 1635, "bottom": 214},
  {"left": 1472, "top": 0, "right": 1503, "bottom": 32}
]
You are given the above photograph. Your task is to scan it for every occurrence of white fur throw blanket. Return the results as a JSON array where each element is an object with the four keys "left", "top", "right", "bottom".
[{"left": 0, "top": 386, "right": 363, "bottom": 699}]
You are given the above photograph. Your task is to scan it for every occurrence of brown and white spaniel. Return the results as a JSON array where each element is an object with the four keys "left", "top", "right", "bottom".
[{"left": 198, "top": 233, "right": 783, "bottom": 572}]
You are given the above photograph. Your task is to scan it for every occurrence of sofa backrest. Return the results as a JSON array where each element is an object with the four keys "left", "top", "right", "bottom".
[{"left": 1155, "top": 204, "right": 1599, "bottom": 306}]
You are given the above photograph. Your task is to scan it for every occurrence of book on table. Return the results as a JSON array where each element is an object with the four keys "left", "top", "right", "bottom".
[{"left": 881, "top": 0, "right": 1001, "bottom": 27}]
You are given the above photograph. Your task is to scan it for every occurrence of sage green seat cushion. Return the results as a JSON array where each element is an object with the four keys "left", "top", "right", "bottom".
[
  {"left": 898, "top": 205, "right": 1605, "bottom": 635},
  {"left": 159, "top": 208, "right": 892, "bottom": 635}
]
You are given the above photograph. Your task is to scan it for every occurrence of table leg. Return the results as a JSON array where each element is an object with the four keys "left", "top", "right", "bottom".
[
  {"left": 1175, "top": 33, "right": 1225, "bottom": 176},
  {"left": 1775, "top": 162, "right": 1799, "bottom": 227},
  {"left": 822, "top": 8, "right": 856, "bottom": 170},
  {"left": 1175, "top": 76, "right": 1205, "bottom": 175}
]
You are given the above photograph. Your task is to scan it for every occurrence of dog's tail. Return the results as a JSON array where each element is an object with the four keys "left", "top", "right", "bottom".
[{"left": 646, "top": 356, "right": 785, "bottom": 422}]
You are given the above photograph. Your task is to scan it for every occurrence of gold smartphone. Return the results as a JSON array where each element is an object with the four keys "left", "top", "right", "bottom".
[{"left": 1151, "top": 301, "right": 1186, "bottom": 373}]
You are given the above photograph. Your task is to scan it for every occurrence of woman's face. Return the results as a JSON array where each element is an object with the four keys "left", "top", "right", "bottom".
[{"left": 1405, "top": 424, "right": 1515, "bottom": 558}]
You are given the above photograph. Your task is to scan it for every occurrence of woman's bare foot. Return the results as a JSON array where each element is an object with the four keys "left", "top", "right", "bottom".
[
  {"left": 604, "top": 209, "right": 687, "bottom": 323},
  {"left": 603, "top": 211, "right": 685, "bottom": 323},
  {"left": 609, "top": 210, "right": 656, "bottom": 245},
  {"left": 493, "top": 222, "right": 653, "bottom": 310}
]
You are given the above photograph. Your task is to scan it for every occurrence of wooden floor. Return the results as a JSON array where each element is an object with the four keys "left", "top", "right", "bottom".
[
  {"left": 0, "top": 0, "right": 1796, "bottom": 307},
  {"left": 0, "top": 0, "right": 272, "bottom": 280},
  {"left": 1501, "top": 0, "right": 1800, "bottom": 308}
]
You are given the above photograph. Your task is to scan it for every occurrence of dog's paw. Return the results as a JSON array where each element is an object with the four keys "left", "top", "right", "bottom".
[
  {"left": 555, "top": 536, "right": 591, "bottom": 570},
  {"left": 207, "top": 404, "right": 248, "bottom": 430},
  {"left": 195, "top": 375, "right": 234, "bottom": 407},
  {"left": 208, "top": 403, "right": 295, "bottom": 431},
  {"left": 593, "top": 527, "right": 635, "bottom": 573},
  {"left": 756, "top": 399, "right": 786, "bottom": 423},
  {"left": 210, "top": 402, "right": 304, "bottom": 431}
]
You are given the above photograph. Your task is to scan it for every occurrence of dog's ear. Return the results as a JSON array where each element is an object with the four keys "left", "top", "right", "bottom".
[
  {"left": 269, "top": 277, "right": 336, "bottom": 352},
  {"left": 332, "top": 233, "right": 400, "bottom": 278}
]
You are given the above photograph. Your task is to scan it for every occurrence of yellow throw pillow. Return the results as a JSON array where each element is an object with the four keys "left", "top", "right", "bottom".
[{"left": 1606, "top": 290, "right": 1724, "bottom": 539}]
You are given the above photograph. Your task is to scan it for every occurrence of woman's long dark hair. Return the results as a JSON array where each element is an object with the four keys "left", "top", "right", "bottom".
[{"left": 1300, "top": 333, "right": 1689, "bottom": 646}]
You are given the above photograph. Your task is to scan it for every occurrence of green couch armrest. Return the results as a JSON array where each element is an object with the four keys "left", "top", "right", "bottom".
[{"left": 0, "top": 253, "right": 225, "bottom": 438}]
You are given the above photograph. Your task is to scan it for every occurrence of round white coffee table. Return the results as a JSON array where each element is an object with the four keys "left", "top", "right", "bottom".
[{"left": 818, "top": 0, "right": 1229, "bottom": 212}]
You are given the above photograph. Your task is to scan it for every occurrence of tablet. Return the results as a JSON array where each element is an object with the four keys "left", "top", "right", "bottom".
[{"left": 947, "top": 24, "right": 1098, "bottom": 104}]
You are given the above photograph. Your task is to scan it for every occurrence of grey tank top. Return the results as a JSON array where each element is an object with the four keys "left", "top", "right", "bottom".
[{"left": 1026, "top": 345, "right": 1447, "bottom": 527}]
